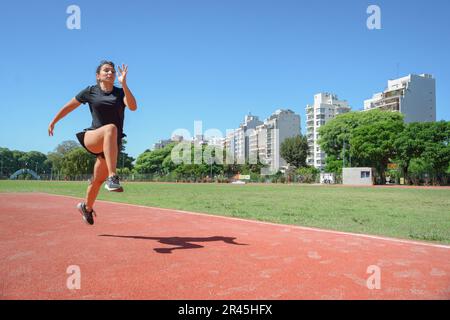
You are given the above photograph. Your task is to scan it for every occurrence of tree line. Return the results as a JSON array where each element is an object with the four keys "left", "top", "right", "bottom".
[
  {"left": 318, "top": 109, "right": 450, "bottom": 185},
  {"left": 2, "top": 109, "right": 449, "bottom": 185},
  {"left": 0, "top": 140, "right": 134, "bottom": 180}
]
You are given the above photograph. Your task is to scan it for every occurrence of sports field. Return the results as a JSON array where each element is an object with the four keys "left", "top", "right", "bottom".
[{"left": 1, "top": 180, "right": 449, "bottom": 245}]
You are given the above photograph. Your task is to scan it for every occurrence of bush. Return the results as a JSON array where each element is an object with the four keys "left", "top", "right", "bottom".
[{"left": 296, "top": 166, "right": 320, "bottom": 183}]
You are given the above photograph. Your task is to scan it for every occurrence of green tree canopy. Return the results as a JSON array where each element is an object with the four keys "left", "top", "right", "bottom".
[
  {"left": 47, "top": 140, "right": 81, "bottom": 174},
  {"left": 319, "top": 109, "right": 405, "bottom": 183},
  {"left": 280, "top": 135, "right": 309, "bottom": 168},
  {"left": 60, "top": 147, "right": 96, "bottom": 177},
  {"left": 350, "top": 111, "right": 405, "bottom": 182},
  {"left": 0, "top": 147, "right": 16, "bottom": 176},
  {"left": 395, "top": 121, "right": 450, "bottom": 183},
  {"left": 134, "top": 143, "right": 176, "bottom": 174}
]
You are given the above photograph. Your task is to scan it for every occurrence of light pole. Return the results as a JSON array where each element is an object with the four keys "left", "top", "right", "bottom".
[
  {"left": 342, "top": 141, "right": 346, "bottom": 168},
  {"left": 348, "top": 142, "right": 351, "bottom": 167}
]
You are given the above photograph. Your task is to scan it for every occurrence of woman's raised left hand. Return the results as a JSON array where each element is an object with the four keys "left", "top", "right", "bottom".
[{"left": 118, "top": 64, "right": 128, "bottom": 85}]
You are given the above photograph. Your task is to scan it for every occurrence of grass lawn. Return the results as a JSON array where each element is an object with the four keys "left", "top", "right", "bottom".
[{"left": 1, "top": 180, "right": 449, "bottom": 245}]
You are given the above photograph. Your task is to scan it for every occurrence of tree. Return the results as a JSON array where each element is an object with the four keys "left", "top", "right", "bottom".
[
  {"left": 12, "top": 150, "right": 26, "bottom": 172},
  {"left": 296, "top": 166, "right": 320, "bottom": 183},
  {"left": 161, "top": 153, "right": 177, "bottom": 175},
  {"left": 350, "top": 111, "right": 404, "bottom": 184},
  {"left": 134, "top": 143, "right": 176, "bottom": 174},
  {"left": 19, "top": 151, "right": 49, "bottom": 174},
  {"left": 47, "top": 140, "right": 81, "bottom": 177},
  {"left": 323, "top": 154, "right": 343, "bottom": 174},
  {"left": 395, "top": 121, "right": 450, "bottom": 185},
  {"left": 117, "top": 139, "right": 135, "bottom": 170},
  {"left": 0, "top": 147, "right": 16, "bottom": 176},
  {"left": 318, "top": 112, "right": 363, "bottom": 166},
  {"left": 280, "top": 135, "right": 309, "bottom": 169},
  {"left": 394, "top": 122, "right": 426, "bottom": 182},
  {"left": 60, "top": 147, "right": 96, "bottom": 178},
  {"left": 408, "top": 157, "right": 432, "bottom": 185},
  {"left": 55, "top": 140, "right": 79, "bottom": 155},
  {"left": 319, "top": 109, "right": 404, "bottom": 184}
]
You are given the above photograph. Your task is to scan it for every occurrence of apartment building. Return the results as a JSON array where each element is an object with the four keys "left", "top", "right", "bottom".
[
  {"left": 306, "top": 93, "right": 351, "bottom": 170},
  {"left": 224, "top": 114, "right": 263, "bottom": 164},
  {"left": 153, "top": 135, "right": 184, "bottom": 150},
  {"left": 248, "top": 109, "right": 301, "bottom": 173},
  {"left": 364, "top": 74, "right": 436, "bottom": 123}
]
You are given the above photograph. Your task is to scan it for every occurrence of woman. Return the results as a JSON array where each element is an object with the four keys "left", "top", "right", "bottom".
[{"left": 48, "top": 60, "right": 137, "bottom": 225}]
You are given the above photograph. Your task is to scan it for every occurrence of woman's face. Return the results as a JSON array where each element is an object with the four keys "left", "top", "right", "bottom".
[{"left": 96, "top": 64, "right": 116, "bottom": 84}]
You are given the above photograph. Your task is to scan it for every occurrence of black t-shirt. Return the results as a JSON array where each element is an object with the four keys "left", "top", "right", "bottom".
[{"left": 75, "top": 85, "right": 126, "bottom": 138}]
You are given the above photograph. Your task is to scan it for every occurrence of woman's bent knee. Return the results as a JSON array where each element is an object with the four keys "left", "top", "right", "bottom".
[{"left": 103, "top": 124, "right": 118, "bottom": 135}]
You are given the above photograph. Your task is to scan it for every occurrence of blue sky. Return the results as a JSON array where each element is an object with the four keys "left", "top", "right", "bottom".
[{"left": 0, "top": 0, "right": 449, "bottom": 159}]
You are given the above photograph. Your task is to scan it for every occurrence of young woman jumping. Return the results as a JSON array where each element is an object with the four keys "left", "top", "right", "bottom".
[{"left": 48, "top": 60, "right": 137, "bottom": 225}]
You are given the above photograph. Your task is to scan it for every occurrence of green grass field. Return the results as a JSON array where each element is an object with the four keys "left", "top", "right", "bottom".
[{"left": 1, "top": 180, "right": 449, "bottom": 244}]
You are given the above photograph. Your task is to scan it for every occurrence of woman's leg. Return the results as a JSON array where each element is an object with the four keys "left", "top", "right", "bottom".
[
  {"left": 83, "top": 124, "right": 118, "bottom": 177},
  {"left": 85, "top": 156, "right": 109, "bottom": 211}
]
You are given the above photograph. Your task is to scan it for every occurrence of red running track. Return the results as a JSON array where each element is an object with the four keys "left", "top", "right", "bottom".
[{"left": 0, "top": 192, "right": 449, "bottom": 300}]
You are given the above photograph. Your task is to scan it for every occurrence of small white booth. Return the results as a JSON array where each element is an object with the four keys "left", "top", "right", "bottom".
[{"left": 342, "top": 168, "right": 374, "bottom": 185}]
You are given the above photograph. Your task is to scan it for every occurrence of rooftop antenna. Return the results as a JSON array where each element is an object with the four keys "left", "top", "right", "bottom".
[{"left": 396, "top": 62, "right": 400, "bottom": 78}]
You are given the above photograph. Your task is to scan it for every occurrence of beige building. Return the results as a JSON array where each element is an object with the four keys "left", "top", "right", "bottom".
[{"left": 248, "top": 109, "right": 301, "bottom": 174}]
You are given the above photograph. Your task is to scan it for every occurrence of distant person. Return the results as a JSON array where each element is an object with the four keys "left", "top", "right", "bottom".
[{"left": 48, "top": 60, "right": 137, "bottom": 225}]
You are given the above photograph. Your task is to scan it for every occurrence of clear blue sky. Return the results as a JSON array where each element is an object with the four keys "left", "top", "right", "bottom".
[{"left": 0, "top": 0, "right": 449, "bottom": 159}]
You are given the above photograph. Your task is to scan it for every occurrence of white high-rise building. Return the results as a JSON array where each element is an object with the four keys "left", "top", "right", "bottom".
[
  {"left": 306, "top": 93, "right": 351, "bottom": 170},
  {"left": 224, "top": 114, "right": 263, "bottom": 164},
  {"left": 205, "top": 136, "right": 224, "bottom": 147},
  {"left": 249, "top": 109, "right": 301, "bottom": 173},
  {"left": 364, "top": 74, "right": 436, "bottom": 123}
]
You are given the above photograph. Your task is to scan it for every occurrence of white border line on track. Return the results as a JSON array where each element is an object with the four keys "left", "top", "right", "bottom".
[{"left": 5, "top": 192, "right": 450, "bottom": 250}]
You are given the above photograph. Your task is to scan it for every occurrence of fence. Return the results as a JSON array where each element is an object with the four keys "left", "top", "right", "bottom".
[{"left": 3, "top": 172, "right": 449, "bottom": 186}]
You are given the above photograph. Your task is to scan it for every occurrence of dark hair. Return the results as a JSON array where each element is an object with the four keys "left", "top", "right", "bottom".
[{"left": 96, "top": 60, "right": 115, "bottom": 74}]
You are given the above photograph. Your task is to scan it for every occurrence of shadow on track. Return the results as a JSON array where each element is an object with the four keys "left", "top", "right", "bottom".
[{"left": 99, "top": 234, "right": 248, "bottom": 253}]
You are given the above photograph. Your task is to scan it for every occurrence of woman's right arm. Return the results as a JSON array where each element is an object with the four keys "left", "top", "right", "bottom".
[{"left": 48, "top": 98, "right": 82, "bottom": 136}]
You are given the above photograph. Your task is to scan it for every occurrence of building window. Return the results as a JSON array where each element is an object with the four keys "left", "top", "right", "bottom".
[{"left": 361, "top": 171, "right": 371, "bottom": 178}]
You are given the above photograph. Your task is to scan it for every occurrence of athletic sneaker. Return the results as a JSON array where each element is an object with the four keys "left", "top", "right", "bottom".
[
  {"left": 77, "top": 202, "right": 96, "bottom": 225},
  {"left": 105, "top": 175, "right": 123, "bottom": 192}
]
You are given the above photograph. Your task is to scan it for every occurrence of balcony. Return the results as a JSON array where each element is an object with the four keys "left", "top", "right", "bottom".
[{"left": 316, "top": 108, "right": 326, "bottom": 114}]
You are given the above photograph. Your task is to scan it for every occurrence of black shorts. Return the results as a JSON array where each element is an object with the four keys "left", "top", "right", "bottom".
[{"left": 76, "top": 130, "right": 123, "bottom": 158}]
